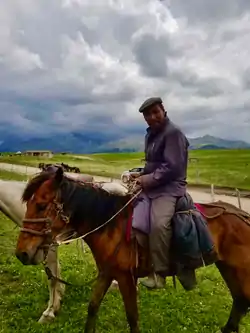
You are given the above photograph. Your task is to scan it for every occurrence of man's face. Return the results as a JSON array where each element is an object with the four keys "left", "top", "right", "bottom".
[{"left": 143, "top": 104, "right": 166, "bottom": 129}]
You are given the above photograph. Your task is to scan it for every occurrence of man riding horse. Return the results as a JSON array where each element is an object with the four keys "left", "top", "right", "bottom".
[{"left": 132, "top": 97, "right": 190, "bottom": 289}]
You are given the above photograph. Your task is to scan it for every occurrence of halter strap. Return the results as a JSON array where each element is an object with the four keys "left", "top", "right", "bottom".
[{"left": 20, "top": 227, "right": 51, "bottom": 236}]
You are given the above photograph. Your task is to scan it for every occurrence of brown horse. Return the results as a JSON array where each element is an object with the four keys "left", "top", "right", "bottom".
[{"left": 15, "top": 168, "right": 250, "bottom": 333}]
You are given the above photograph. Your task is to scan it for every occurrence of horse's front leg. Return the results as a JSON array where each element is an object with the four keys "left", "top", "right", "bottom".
[
  {"left": 117, "top": 272, "right": 139, "bottom": 333},
  {"left": 38, "top": 246, "right": 65, "bottom": 323},
  {"left": 84, "top": 272, "right": 112, "bottom": 333}
]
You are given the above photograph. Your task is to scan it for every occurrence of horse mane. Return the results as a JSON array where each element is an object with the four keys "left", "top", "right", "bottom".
[
  {"left": 58, "top": 176, "right": 131, "bottom": 230},
  {"left": 22, "top": 172, "right": 53, "bottom": 203},
  {"left": 22, "top": 171, "right": 132, "bottom": 231}
]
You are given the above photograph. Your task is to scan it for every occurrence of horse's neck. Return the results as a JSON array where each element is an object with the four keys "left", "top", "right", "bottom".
[
  {"left": 0, "top": 181, "right": 26, "bottom": 226},
  {"left": 69, "top": 189, "right": 127, "bottom": 242},
  {"left": 0, "top": 200, "right": 23, "bottom": 227},
  {"left": 64, "top": 182, "right": 129, "bottom": 241},
  {"left": 82, "top": 215, "right": 125, "bottom": 264}
]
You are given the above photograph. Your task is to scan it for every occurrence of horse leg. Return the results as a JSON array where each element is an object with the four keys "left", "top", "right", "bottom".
[
  {"left": 84, "top": 273, "right": 112, "bottom": 333},
  {"left": 38, "top": 246, "right": 65, "bottom": 323},
  {"left": 117, "top": 272, "right": 139, "bottom": 333},
  {"left": 221, "top": 297, "right": 249, "bottom": 333},
  {"left": 216, "top": 262, "right": 249, "bottom": 333}
]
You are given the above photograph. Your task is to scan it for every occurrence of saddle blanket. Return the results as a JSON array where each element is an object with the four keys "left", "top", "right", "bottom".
[{"left": 131, "top": 192, "right": 215, "bottom": 267}]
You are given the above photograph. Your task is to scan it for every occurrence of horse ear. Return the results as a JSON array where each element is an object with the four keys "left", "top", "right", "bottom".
[{"left": 54, "top": 167, "right": 64, "bottom": 184}]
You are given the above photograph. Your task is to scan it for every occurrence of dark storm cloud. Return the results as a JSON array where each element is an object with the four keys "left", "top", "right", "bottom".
[{"left": 0, "top": 0, "right": 249, "bottom": 142}]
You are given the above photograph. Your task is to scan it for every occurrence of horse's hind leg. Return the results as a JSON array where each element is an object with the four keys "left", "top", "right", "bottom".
[
  {"left": 221, "top": 297, "right": 249, "bottom": 333},
  {"left": 117, "top": 272, "right": 139, "bottom": 333},
  {"left": 84, "top": 272, "right": 112, "bottom": 333},
  {"left": 216, "top": 262, "right": 249, "bottom": 333}
]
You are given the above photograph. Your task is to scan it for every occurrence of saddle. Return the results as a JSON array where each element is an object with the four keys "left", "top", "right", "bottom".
[
  {"left": 128, "top": 192, "right": 219, "bottom": 291},
  {"left": 172, "top": 193, "right": 217, "bottom": 269}
]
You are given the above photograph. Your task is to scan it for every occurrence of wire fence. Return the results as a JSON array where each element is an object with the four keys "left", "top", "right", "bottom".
[
  {"left": 0, "top": 162, "right": 248, "bottom": 211},
  {"left": 0, "top": 163, "right": 117, "bottom": 183}
]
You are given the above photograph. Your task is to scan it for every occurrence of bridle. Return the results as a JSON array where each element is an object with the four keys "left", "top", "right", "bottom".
[
  {"left": 20, "top": 191, "right": 80, "bottom": 286},
  {"left": 20, "top": 194, "right": 71, "bottom": 253},
  {"left": 19, "top": 178, "right": 99, "bottom": 257}
]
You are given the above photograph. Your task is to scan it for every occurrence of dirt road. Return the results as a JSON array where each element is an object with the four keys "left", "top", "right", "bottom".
[
  {"left": 0, "top": 162, "right": 249, "bottom": 213},
  {"left": 0, "top": 162, "right": 107, "bottom": 181}
]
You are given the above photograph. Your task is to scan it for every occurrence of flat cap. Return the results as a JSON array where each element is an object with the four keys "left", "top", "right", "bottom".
[{"left": 138, "top": 97, "right": 163, "bottom": 113}]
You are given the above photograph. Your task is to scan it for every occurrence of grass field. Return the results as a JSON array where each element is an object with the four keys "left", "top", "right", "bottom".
[
  {"left": 1, "top": 216, "right": 250, "bottom": 333},
  {"left": 1, "top": 149, "right": 250, "bottom": 190},
  {"left": 0, "top": 169, "right": 28, "bottom": 182},
  {"left": 0, "top": 157, "right": 250, "bottom": 332}
]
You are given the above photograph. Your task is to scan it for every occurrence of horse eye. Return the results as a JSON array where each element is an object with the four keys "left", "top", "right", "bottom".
[{"left": 36, "top": 203, "right": 47, "bottom": 211}]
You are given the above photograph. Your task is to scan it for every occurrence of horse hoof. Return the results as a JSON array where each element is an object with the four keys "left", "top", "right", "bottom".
[{"left": 38, "top": 312, "right": 55, "bottom": 324}]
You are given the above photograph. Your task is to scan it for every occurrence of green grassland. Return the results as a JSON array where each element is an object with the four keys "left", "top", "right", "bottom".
[
  {"left": 0, "top": 169, "right": 28, "bottom": 182},
  {"left": 1, "top": 149, "right": 250, "bottom": 190},
  {"left": 1, "top": 216, "right": 249, "bottom": 333},
  {"left": 0, "top": 151, "right": 250, "bottom": 332}
]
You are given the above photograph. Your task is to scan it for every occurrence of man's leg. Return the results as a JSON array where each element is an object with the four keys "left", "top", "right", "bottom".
[{"left": 140, "top": 195, "right": 177, "bottom": 289}]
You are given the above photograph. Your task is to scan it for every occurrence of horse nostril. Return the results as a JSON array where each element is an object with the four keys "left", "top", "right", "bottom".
[{"left": 16, "top": 251, "right": 30, "bottom": 265}]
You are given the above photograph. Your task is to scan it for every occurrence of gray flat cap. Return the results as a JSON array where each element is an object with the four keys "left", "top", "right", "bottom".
[{"left": 139, "top": 97, "right": 163, "bottom": 113}]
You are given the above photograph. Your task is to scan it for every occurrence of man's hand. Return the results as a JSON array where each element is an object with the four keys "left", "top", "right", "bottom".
[
  {"left": 135, "top": 176, "right": 142, "bottom": 185},
  {"left": 130, "top": 172, "right": 141, "bottom": 180},
  {"left": 128, "top": 174, "right": 142, "bottom": 194},
  {"left": 132, "top": 178, "right": 142, "bottom": 193},
  {"left": 134, "top": 176, "right": 142, "bottom": 191}
]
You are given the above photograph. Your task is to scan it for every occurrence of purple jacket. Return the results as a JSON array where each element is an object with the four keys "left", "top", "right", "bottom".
[{"left": 140, "top": 117, "right": 189, "bottom": 198}]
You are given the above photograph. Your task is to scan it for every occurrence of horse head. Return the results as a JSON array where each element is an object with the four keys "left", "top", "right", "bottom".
[{"left": 15, "top": 168, "right": 69, "bottom": 265}]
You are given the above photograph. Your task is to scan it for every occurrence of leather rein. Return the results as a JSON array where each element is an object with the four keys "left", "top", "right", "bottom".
[{"left": 20, "top": 184, "right": 140, "bottom": 287}]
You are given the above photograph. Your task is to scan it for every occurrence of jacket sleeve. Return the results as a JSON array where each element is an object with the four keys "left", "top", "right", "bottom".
[
  {"left": 140, "top": 135, "right": 148, "bottom": 175},
  {"left": 141, "top": 130, "right": 187, "bottom": 189}
]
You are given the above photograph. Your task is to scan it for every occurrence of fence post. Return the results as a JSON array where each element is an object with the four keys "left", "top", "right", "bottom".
[
  {"left": 26, "top": 164, "right": 29, "bottom": 182},
  {"left": 211, "top": 184, "right": 215, "bottom": 202},
  {"left": 196, "top": 168, "right": 200, "bottom": 184},
  {"left": 236, "top": 188, "right": 242, "bottom": 209}
]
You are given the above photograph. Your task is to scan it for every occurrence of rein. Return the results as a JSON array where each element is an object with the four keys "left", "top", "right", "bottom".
[
  {"left": 20, "top": 180, "right": 142, "bottom": 286},
  {"left": 47, "top": 188, "right": 141, "bottom": 286},
  {"left": 44, "top": 262, "right": 97, "bottom": 288},
  {"left": 58, "top": 189, "right": 142, "bottom": 245}
]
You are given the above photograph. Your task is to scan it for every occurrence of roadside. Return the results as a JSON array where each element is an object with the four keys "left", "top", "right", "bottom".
[
  {"left": 0, "top": 162, "right": 250, "bottom": 213},
  {"left": 0, "top": 162, "right": 114, "bottom": 182}
]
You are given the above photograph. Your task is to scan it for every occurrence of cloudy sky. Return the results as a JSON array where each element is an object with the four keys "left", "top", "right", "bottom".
[{"left": 1, "top": 0, "right": 250, "bottom": 142}]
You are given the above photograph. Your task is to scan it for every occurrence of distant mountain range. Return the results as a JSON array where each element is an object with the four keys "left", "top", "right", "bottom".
[
  {"left": 0, "top": 132, "right": 249, "bottom": 153},
  {"left": 188, "top": 135, "right": 250, "bottom": 150}
]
